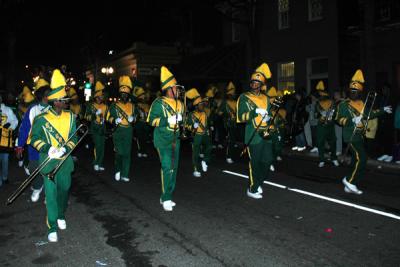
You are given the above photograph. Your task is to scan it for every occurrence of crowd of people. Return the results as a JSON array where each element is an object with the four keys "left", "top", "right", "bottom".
[{"left": 0, "top": 63, "right": 399, "bottom": 242}]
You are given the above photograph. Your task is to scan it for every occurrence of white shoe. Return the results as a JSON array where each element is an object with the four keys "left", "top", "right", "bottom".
[
  {"left": 121, "top": 177, "right": 130, "bottom": 182},
  {"left": 142, "top": 153, "right": 148, "bottom": 158},
  {"left": 201, "top": 160, "right": 208, "bottom": 172},
  {"left": 384, "top": 156, "right": 393, "bottom": 162},
  {"left": 193, "top": 171, "right": 201, "bottom": 177},
  {"left": 48, "top": 232, "right": 58, "bottom": 242},
  {"left": 98, "top": 166, "right": 105, "bottom": 171},
  {"left": 137, "top": 153, "right": 142, "bottom": 158},
  {"left": 342, "top": 177, "right": 363, "bottom": 195},
  {"left": 270, "top": 165, "right": 275, "bottom": 172},
  {"left": 115, "top": 172, "right": 121, "bottom": 181},
  {"left": 24, "top": 166, "right": 31, "bottom": 176},
  {"left": 344, "top": 185, "right": 363, "bottom": 195},
  {"left": 336, "top": 152, "right": 342, "bottom": 156},
  {"left": 332, "top": 160, "right": 339, "bottom": 167},
  {"left": 276, "top": 156, "right": 282, "bottom": 161},
  {"left": 18, "top": 160, "right": 23, "bottom": 167},
  {"left": 318, "top": 162, "right": 325, "bottom": 168},
  {"left": 226, "top": 158, "right": 234, "bottom": 164},
  {"left": 85, "top": 144, "right": 89, "bottom": 149},
  {"left": 247, "top": 190, "right": 263, "bottom": 199},
  {"left": 297, "top": 146, "right": 306, "bottom": 152},
  {"left": 257, "top": 186, "right": 263, "bottom": 194},
  {"left": 199, "top": 153, "right": 204, "bottom": 158},
  {"left": 218, "top": 144, "right": 224, "bottom": 149},
  {"left": 160, "top": 199, "right": 176, "bottom": 207},
  {"left": 291, "top": 146, "right": 299, "bottom": 151},
  {"left": 94, "top": 165, "right": 100, "bottom": 171},
  {"left": 31, "top": 187, "right": 43, "bottom": 202},
  {"left": 163, "top": 200, "right": 174, "bottom": 211},
  {"left": 310, "top": 147, "right": 318, "bottom": 153},
  {"left": 396, "top": 161, "right": 400, "bottom": 164},
  {"left": 377, "top": 154, "right": 389, "bottom": 161},
  {"left": 57, "top": 219, "right": 66, "bottom": 230}
]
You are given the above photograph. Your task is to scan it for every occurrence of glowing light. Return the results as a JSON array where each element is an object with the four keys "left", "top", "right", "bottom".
[
  {"left": 108, "top": 67, "right": 114, "bottom": 74},
  {"left": 101, "top": 67, "right": 107, "bottom": 74}
]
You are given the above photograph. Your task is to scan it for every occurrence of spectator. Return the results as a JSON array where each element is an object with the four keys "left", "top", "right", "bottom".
[
  {"left": 290, "top": 90, "right": 308, "bottom": 152},
  {"left": 305, "top": 90, "right": 319, "bottom": 153},
  {"left": 394, "top": 101, "right": 400, "bottom": 164},
  {"left": 0, "top": 94, "right": 19, "bottom": 188},
  {"left": 334, "top": 90, "right": 345, "bottom": 155}
]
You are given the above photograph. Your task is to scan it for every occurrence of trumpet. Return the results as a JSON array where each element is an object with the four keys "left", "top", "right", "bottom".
[{"left": 6, "top": 124, "right": 88, "bottom": 205}]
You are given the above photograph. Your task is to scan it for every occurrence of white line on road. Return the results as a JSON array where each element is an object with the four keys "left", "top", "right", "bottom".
[{"left": 222, "top": 170, "right": 400, "bottom": 221}]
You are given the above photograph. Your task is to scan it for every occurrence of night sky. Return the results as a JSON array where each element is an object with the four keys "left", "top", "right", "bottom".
[{"left": 11, "top": 0, "right": 223, "bottom": 71}]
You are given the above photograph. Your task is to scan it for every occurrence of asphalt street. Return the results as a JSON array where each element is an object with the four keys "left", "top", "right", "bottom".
[{"left": 0, "top": 138, "right": 399, "bottom": 267}]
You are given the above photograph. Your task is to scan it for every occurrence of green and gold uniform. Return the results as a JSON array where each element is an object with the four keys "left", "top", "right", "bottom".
[
  {"left": 186, "top": 88, "right": 212, "bottom": 174},
  {"left": 29, "top": 69, "right": 77, "bottom": 234},
  {"left": 107, "top": 76, "right": 138, "bottom": 180},
  {"left": 219, "top": 82, "right": 237, "bottom": 160},
  {"left": 85, "top": 81, "right": 108, "bottom": 168},
  {"left": 336, "top": 70, "right": 384, "bottom": 186},
  {"left": 147, "top": 66, "right": 183, "bottom": 202}
]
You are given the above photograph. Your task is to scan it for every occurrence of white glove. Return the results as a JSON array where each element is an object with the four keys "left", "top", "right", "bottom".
[
  {"left": 262, "top": 114, "right": 271, "bottom": 123},
  {"left": 255, "top": 108, "right": 267, "bottom": 116},
  {"left": 321, "top": 111, "right": 327, "bottom": 117},
  {"left": 193, "top": 122, "right": 199, "bottom": 129},
  {"left": 168, "top": 116, "right": 178, "bottom": 125},
  {"left": 115, "top": 118, "right": 122, "bottom": 125},
  {"left": 177, "top": 113, "right": 183, "bottom": 122},
  {"left": 352, "top": 115, "right": 362, "bottom": 124},
  {"left": 96, "top": 109, "right": 102, "bottom": 115},
  {"left": 384, "top": 106, "right": 392, "bottom": 114},
  {"left": 128, "top": 116, "right": 134, "bottom": 123},
  {"left": 210, "top": 126, "right": 214, "bottom": 131},
  {"left": 48, "top": 146, "right": 65, "bottom": 159}
]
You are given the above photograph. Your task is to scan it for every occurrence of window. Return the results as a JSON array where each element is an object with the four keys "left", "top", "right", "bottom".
[
  {"left": 308, "top": 0, "right": 323, "bottom": 21},
  {"left": 278, "top": 62, "right": 295, "bottom": 91},
  {"left": 377, "top": 0, "right": 391, "bottom": 22},
  {"left": 278, "top": 0, "right": 290, "bottom": 29}
]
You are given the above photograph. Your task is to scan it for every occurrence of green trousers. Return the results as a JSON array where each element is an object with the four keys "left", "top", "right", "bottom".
[
  {"left": 247, "top": 140, "right": 273, "bottom": 193},
  {"left": 192, "top": 134, "right": 212, "bottom": 171},
  {"left": 135, "top": 121, "right": 150, "bottom": 154},
  {"left": 226, "top": 125, "right": 236, "bottom": 158},
  {"left": 113, "top": 126, "right": 133, "bottom": 178},
  {"left": 347, "top": 141, "right": 367, "bottom": 185},
  {"left": 317, "top": 124, "right": 337, "bottom": 162},
  {"left": 92, "top": 125, "right": 106, "bottom": 167},
  {"left": 43, "top": 161, "right": 72, "bottom": 234},
  {"left": 157, "top": 141, "right": 180, "bottom": 201},
  {"left": 271, "top": 131, "right": 284, "bottom": 161}
]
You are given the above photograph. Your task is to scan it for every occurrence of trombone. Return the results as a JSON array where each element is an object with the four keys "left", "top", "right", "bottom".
[
  {"left": 339, "top": 91, "right": 377, "bottom": 165},
  {"left": 6, "top": 124, "right": 88, "bottom": 206}
]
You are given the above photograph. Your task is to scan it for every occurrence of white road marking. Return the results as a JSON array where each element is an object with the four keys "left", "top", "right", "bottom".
[{"left": 222, "top": 170, "right": 400, "bottom": 221}]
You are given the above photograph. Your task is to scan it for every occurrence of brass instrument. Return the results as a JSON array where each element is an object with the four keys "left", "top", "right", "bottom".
[
  {"left": 176, "top": 85, "right": 189, "bottom": 140},
  {"left": 339, "top": 91, "right": 377, "bottom": 165},
  {"left": 322, "top": 100, "right": 336, "bottom": 125},
  {"left": 261, "top": 97, "right": 284, "bottom": 139},
  {"left": 6, "top": 124, "right": 88, "bottom": 205}
]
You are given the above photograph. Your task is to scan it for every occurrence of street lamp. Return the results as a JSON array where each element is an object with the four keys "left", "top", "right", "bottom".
[{"left": 101, "top": 66, "right": 114, "bottom": 75}]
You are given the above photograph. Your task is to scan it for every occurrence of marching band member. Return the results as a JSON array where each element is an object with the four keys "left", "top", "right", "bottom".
[
  {"left": 336, "top": 69, "right": 392, "bottom": 194},
  {"left": 85, "top": 81, "right": 108, "bottom": 171},
  {"left": 219, "top": 81, "right": 237, "bottom": 164},
  {"left": 315, "top": 81, "right": 339, "bottom": 168},
  {"left": 29, "top": 69, "right": 77, "bottom": 242},
  {"left": 107, "top": 76, "right": 138, "bottom": 182},
  {"left": 16, "top": 78, "right": 50, "bottom": 201},
  {"left": 133, "top": 86, "right": 151, "bottom": 158},
  {"left": 237, "top": 63, "right": 274, "bottom": 199},
  {"left": 147, "top": 66, "right": 184, "bottom": 211},
  {"left": 186, "top": 88, "right": 212, "bottom": 178}
]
